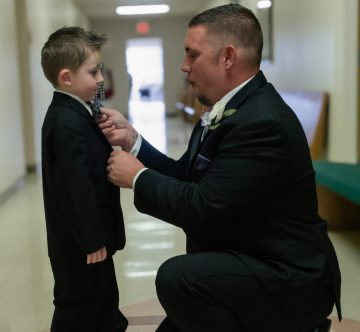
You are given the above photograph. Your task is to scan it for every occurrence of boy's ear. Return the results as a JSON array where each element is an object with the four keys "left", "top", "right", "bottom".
[{"left": 58, "top": 69, "right": 72, "bottom": 86}]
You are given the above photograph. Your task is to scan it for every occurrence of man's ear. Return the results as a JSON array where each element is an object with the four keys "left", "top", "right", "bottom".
[
  {"left": 58, "top": 69, "right": 72, "bottom": 87},
  {"left": 223, "top": 45, "right": 237, "bottom": 69}
]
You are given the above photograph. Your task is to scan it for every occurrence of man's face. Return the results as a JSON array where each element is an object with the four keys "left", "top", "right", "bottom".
[
  {"left": 181, "top": 26, "right": 224, "bottom": 107},
  {"left": 69, "top": 50, "right": 104, "bottom": 102}
]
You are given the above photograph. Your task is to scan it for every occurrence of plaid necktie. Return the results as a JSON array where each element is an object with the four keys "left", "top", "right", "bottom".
[
  {"left": 88, "top": 82, "right": 105, "bottom": 119},
  {"left": 88, "top": 99, "right": 102, "bottom": 119}
]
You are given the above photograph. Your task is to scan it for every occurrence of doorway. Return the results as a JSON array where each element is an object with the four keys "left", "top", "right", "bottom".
[{"left": 126, "top": 37, "right": 166, "bottom": 152}]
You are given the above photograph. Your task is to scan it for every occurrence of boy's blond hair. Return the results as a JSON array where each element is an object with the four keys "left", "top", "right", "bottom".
[{"left": 41, "top": 26, "right": 107, "bottom": 87}]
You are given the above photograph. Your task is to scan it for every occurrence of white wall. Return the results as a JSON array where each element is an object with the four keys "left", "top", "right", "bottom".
[
  {"left": 0, "top": 0, "right": 88, "bottom": 196},
  {"left": 262, "top": 0, "right": 359, "bottom": 163},
  {"left": 26, "top": 0, "right": 89, "bottom": 167},
  {"left": 0, "top": 0, "right": 25, "bottom": 194}
]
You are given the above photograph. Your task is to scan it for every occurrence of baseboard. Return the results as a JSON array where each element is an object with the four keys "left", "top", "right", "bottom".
[{"left": 0, "top": 176, "right": 26, "bottom": 206}]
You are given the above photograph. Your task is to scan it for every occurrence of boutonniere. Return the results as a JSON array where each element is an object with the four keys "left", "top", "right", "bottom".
[{"left": 208, "top": 106, "right": 238, "bottom": 130}]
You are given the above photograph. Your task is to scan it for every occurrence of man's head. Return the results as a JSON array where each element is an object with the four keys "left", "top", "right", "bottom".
[
  {"left": 189, "top": 4, "right": 263, "bottom": 67},
  {"left": 41, "top": 26, "right": 107, "bottom": 101},
  {"left": 181, "top": 4, "right": 263, "bottom": 106}
]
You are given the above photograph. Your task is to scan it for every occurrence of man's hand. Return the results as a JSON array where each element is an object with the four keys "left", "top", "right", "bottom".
[
  {"left": 87, "top": 246, "right": 107, "bottom": 264},
  {"left": 107, "top": 150, "right": 145, "bottom": 188},
  {"left": 97, "top": 108, "right": 138, "bottom": 151}
]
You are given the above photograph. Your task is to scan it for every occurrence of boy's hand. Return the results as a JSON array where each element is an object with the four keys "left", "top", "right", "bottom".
[{"left": 87, "top": 246, "right": 107, "bottom": 264}]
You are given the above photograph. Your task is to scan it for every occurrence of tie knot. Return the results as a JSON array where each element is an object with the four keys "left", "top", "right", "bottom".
[{"left": 200, "top": 111, "right": 211, "bottom": 127}]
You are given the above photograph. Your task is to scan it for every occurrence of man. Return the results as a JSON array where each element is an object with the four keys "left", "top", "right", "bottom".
[{"left": 101, "top": 4, "right": 341, "bottom": 332}]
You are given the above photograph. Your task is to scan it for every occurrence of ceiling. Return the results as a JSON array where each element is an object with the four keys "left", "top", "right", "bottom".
[{"left": 73, "top": 0, "right": 215, "bottom": 19}]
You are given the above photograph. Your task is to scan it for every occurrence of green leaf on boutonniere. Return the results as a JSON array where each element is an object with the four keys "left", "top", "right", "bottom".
[
  {"left": 209, "top": 123, "right": 220, "bottom": 130},
  {"left": 223, "top": 108, "right": 237, "bottom": 118},
  {"left": 208, "top": 108, "right": 238, "bottom": 130}
]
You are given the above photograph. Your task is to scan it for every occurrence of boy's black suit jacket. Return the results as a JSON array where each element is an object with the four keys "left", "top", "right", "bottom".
[
  {"left": 42, "top": 92, "right": 125, "bottom": 262},
  {"left": 133, "top": 71, "right": 341, "bottom": 316}
]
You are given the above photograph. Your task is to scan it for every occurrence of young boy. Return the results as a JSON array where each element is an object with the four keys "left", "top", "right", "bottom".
[{"left": 41, "top": 26, "right": 128, "bottom": 332}]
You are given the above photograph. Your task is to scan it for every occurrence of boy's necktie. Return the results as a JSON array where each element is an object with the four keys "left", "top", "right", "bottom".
[
  {"left": 88, "top": 99, "right": 102, "bottom": 119},
  {"left": 89, "top": 81, "right": 105, "bottom": 119}
]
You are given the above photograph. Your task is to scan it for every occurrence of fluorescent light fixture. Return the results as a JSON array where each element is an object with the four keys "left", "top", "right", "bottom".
[
  {"left": 116, "top": 4, "right": 170, "bottom": 15},
  {"left": 256, "top": 0, "right": 272, "bottom": 9}
]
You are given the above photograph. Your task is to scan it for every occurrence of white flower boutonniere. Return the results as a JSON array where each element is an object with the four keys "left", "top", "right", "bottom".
[
  {"left": 208, "top": 101, "right": 238, "bottom": 130},
  {"left": 209, "top": 100, "right": 226, "bottom": 128}
]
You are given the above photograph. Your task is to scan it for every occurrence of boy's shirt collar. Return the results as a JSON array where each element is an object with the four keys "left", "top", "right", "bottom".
[{"left": 55, "top": 89, "right": 92, "bottom": 115}]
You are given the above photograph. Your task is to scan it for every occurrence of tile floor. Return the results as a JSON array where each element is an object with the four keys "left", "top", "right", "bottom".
[{"left": 0, "top": 102, "right": 359, "bottom": 332}]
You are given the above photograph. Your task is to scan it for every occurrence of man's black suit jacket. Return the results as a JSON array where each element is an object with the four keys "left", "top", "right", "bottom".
[
  {"left": 42, "top": 92, "right": 125, "bottom": 261},
  {"left": 133, "top": 71, "right": 341, "bottom": 316}
]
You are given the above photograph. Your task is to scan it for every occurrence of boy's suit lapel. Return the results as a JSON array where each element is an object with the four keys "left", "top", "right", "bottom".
[
  {"left": 53, "top": 92, "right": 112, "bottom": 149},
  {"left": 86, "top": 114, "right": 113, "bottom": 148}
]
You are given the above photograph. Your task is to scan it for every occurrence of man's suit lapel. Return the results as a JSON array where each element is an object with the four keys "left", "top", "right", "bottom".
[
  {"left": 188, "top": 70, "right": 268, "bottom": 174},
  {"left": 189, "top": 122, "right": 204, "bottom": 164}
]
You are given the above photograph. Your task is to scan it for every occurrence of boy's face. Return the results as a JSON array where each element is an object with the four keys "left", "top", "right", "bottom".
[{"left": 68, "top": 50, "right": 103, "bottom": 102}]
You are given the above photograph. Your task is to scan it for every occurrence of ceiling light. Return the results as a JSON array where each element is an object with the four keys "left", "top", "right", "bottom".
[
  {"left": 116, "top": 5, "right": 170, "bottom": 15},
  {"left": 256, "top": 0, "right": 272, "bottom": 9}
]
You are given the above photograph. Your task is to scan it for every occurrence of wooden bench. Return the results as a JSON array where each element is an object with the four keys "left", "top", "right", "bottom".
[
  {"left": 278, "top": 89, "right": 328, "bottom": 160},
  {"left": 271, "top": 90, "right": 360, "bottom": 229},
  {"left": 313, "top": 161, "right": 360, "bottom": 230},
  {"left": 176, "top": 83, "right": 204, "bottom": 124}
]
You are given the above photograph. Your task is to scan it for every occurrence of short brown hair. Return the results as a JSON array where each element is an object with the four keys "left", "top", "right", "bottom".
[
  {"left": 189, "top": 4, "right": 263, "bottom": 66},
  {"left": 41, "top": 26, "right": 107, "bottom": 86}
]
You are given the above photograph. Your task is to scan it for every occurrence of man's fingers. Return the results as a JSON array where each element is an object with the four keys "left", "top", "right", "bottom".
[
  {"left": 109, "top": 150, "right": 121, "bottom": 158},
  {"left": 102, "top": 125, "right": 115, "bottom": 134},
  {"left": 98, "top": 119, "right": 112, "bottom": 129},
  {"left": 99, "top": 107, "right": 113, "bottom": 116}
]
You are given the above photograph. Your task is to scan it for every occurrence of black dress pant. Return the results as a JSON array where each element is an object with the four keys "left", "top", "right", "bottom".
[
  {"left": 50, "top": 256, "right": 128, "bottom": 332},
  {"left": 155, "top": 252, "right": 334, "bottom": 332}
]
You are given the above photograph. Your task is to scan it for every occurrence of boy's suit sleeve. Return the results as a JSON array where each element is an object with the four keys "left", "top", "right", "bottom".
[{"left": 52, "top": 122, "right": 106, "bottom": 255}]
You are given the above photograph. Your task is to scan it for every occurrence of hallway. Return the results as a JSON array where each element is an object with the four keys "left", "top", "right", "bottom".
[{"left": 0, "top": 112, "right": 359, "bottom": 331}]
